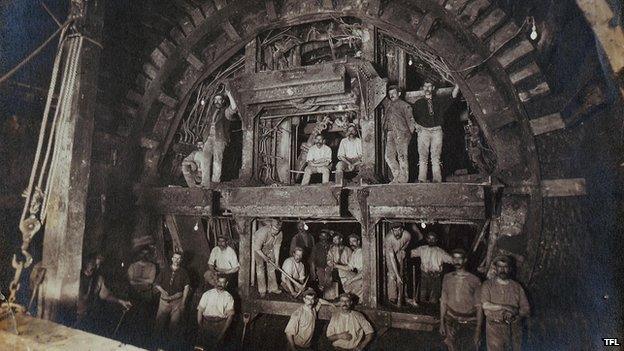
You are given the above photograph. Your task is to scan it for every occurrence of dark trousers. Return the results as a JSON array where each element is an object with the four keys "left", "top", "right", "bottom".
[
  {"left": 196, "top": 318, "right": 227, "bottom": 351},
  {"left": 486, "top": 320, "right": 522, "bottom": 351},
  {"left": 443, "top": 314, "right": 478, "bottom": 351},
  {"left": 419, "top": 271, "right": 442, "bottom": 303}
]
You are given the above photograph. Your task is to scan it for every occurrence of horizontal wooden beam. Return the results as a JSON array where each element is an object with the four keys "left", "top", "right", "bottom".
[
  {"left": 541, "top": 178, "right": 587, "bottom": 197},
  {"left": 243, "top": 298, "right": 437, "bottom": 331},
  {"left": 530, "top": 113, "right": 566, "bottom": 135},
  {"left": 137, "top": 187, "right": 215, "bottom": 215}
]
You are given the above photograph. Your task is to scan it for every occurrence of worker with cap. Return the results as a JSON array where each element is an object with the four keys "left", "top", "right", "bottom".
[
  {"left": 411, "top": 232, "right": 452, "bottom": 303},
  {"left": 311, "top": 229, "right": 332, "bottom": 298},
  {"left": 480, "top": 255, "right": 530, "bottom": 351},
  {"left": 384, "top": 222, "right": 412, "bottom": 304},
  {"left": 326, "top": 231, "right": 352, "bottom": 300},
  {"left": 382, "top": 85, "right": 417, "bottom": 183},
  {"left": 252, "top": 219, "right": 283, "bottom": 297}
]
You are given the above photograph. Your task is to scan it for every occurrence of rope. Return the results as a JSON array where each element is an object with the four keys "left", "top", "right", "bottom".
[{"left": 0, "top": 19, "right": 72, "bottom": 86}]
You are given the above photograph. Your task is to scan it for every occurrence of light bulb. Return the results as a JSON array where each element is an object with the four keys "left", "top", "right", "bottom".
[
  {"left": 200, "top": 99, "right": 206, "bottom": 106},
  {"left": 303, "top": 222, "right": 309, "bottom": 230},
  {"left": 529, "top": 18, "right": 538, "bottom": 41},
  {"left": 408, "top": 58, "right": 413, "bottom": 66},
  {"left": 193, "top": 222, "right": 199, "bottom": 231},
  {"left": 421, "top": 222, "right": 426, "bottom": 229}
]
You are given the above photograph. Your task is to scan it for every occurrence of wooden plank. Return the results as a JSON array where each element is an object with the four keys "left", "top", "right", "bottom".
[
  {"left": 530, "top": 113, "right": 566, "bottom": 135},
  {"left": 472, "top": 8, "right": 506, "bottom": 39},
  {"left": 222, "top": 19, "right": 241, "bottom": 41},
  {"left": 139, "top": 187, "right": 214, "bottom": 216},
  {"left": 487, "top": 22, "right": 518, "bottom": 53},
  {"left": 0, "top": 313, "right": 144, "bottom": 350},
  {"left": 365, "top": 183, "right": 485, "bottom": 207},
  {"left": 150, "top": 47, "right": 167, "bottom": 68},
  {"left": 369, "top": 206, "right": 485, "bottom": 220},
  {"left": 496, "top": 40, "right": 534, "bottom": 68},
  {"left": 541, "top": 178, "right": 587, "bottom": 197},
  {"left": 265, "top": 0, "right": 278, "bottom": 21},
  {"left": 444, "top": 0, "right": 471, "bottom": 16},
  {"left": 158, "top": 91, "right": 178, "bottom": 108},
  {"left": 509, "top": 62, "right": 540, "bottom": 84},
  {"left": 185, "top": 52, "right": 205, "bottom": 70},
  {"left": 518, "top": 81, "right": 550, "bottom": 102},
  {"left": 415, "top": 13, "right": 437, "bottom": 41},
  {"left": 40, "top": 0, "right": 104, "bottom": 322},
  {"left": 459, "top": 0, "right": 491, "bottom": 27},
  {"left": 235, "top": 217, "right": 252, "bottom": 298}
]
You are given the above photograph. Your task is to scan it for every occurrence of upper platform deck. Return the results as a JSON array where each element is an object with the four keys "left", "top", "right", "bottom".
[{"left": 138, "top": 182, "right": 488, "bottom": 221}]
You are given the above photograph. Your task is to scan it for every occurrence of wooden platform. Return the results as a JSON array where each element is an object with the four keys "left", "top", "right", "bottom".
[
  {"left": 138, "top": 182, "right": 488, "bottom": 221},
  {"left": 0, "top": 313, "right": 144, "bottom": 351}
]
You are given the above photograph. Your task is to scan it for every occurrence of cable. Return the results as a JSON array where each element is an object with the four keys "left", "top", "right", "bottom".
[{"left": 0, "top": 19, "right": 72, "bottom": 86}]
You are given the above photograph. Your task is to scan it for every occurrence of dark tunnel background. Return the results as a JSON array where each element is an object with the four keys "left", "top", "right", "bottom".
[{"left": 0, "top": 0, "right": 623, "bottom": 349}]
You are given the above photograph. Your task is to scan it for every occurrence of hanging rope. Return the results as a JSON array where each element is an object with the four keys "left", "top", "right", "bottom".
[{"left": 2, "top": 18, "right": 84, "bottom": 315}]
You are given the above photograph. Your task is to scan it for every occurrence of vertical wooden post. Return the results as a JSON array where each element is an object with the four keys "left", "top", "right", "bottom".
[
  {"left": 39, "top": 0, "right": 105, "bottom": 322},
  {"left": 359, "top": 25, "right": 380, "bottom": 183},
  {"left": 234, "top": 216, "right": 252, "bottom": 299},
  {"left": 355, "top": 188, "right": 380, "bottom": 308}
]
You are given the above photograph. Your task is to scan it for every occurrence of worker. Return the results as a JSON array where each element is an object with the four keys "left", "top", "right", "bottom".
[
  {"left": 302, "top": 134, "right": 332, "bottom": 185},
  {"left": 384, "top": 222, "right": 412, "bottom": 305},
  {"left": 252, "top": 219, "right": 283, "bottom": 297},
  {"left": 440, "top": 249, "right": 483, "bottom": 351},
  {"left": 285, "top": 288, "right": 333, "bottom": 351},
  {"left": 290, "top": 221, "right": 315, "bottom": 259},
  {"left": 382, "top": 85, "right": 417, "bottom": 183},
  {"left": 327, "top": 232, "right": 353, "bottom": 300},
  {"left": 411, "top": 232, "right": 452, "bottom": 303},
  {"left": 154, "top": 252, "right": 190, "bottom": 346},
  {"left": 336, "top": 124, "right": 363, "bottom": 183},
  {"left": 310, "top": 229, "right": 332, "bottom": 298},
  {"left": 326, "top": 293, "right": 374, "bottom": 351},
  {"left": 205, "top": 236, "right": 239, "bottom": 291},
  {"left": 196, "top": 275, "right": 235, "bottom": 351},
  {"left": 281, "top": 247, "right": 308, "bottom": 298},
  {"left": 76, "top": 256, "right": 132, "bottom": 332},
  {"left": 200, "top": 87, "right": 239, "bottom": 185},
  {"left": 181, "top": 140, "right": 207, "bottom": 187},
  {"left": 335, "top": 234, "right": 364, "bottom": 304},
  {"left": 413, "top": 81, "right": 460, "bottom": 182},
  {"left": 481, "top": 255, "right": 530, "bottom": 351}
]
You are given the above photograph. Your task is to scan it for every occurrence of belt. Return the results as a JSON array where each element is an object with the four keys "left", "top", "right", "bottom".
[
  {"left": 422, "top": 271, "right": 442, "bottom": 276},
  {"left": 446, "top": 311, "right": 477, "bottom": 324},
  {"left": 202, "top": 316, "right": 227, "bottom": 322}
]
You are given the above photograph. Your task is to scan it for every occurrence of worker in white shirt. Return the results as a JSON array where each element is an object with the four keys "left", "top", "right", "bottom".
[
  {"left": 204, "top": 236, "right": 239, "bottom": 291},
  {"left": 196, "top": 275, "right": 235, "bottom": 350},
  {"left": 411, "top": 232, "right": 452, "bottom": 303},
  {"left": 336, "top": 125, "right": 362, "bottom": 183},
  {"left": 282, "top": 247, "right": 307, "bottom": 298},
  {"left": 302, "top": 134, "right": 333, "bottom": 185}
]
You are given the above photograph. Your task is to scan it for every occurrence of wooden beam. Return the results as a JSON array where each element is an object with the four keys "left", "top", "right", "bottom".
[
  {"left": 530, "top": 113, "right": 565, "bottom": 135},
  {"left": 138, "top": 187, "right": 214, "bottom": 216},
  {"left": 40, "top": 0, "right": 104, "bottom": 322},
  {"left": 541, "top": 178, "right": 587, "bottom": 197}
]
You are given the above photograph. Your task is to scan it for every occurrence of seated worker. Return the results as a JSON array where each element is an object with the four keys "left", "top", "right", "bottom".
[
  {"left": 282, "top": 247, "right": 308, "bottom": 298},
  {"left": 284, "top": 288, "right": 334, "bottom": 351},
  {"left": 302, "top": 134, "right": 332, "bottom": 185},
  {"left": 196, "top": 275, "right": 235, "bottom": 351},
  {"left": 335, "top": 125, "right": 362, "bottom": 183},
  {"left": 326, "top": 293, "right": 374, "bottom": 351}
]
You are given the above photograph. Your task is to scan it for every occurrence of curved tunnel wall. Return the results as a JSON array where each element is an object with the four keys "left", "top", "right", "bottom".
[{"left": 87, "top": 0, "right": 623, "bottom": 348}]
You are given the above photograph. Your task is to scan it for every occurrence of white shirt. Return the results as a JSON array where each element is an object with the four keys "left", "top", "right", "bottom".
[
  {"left": 282, "top": 257, "right": 306, "bottom": 281},
  {"left": 348, "top": 247, "right": 363, "bottom": 271},
  {"left": 306, "top": 144, "right": 332, "bottom": 163},
  {"left": 326, "top": 310, "right": 374, "bottom": 349},
  {"left": 197, "top": 288, "right": 235, "bottom": 319},
  {"left": 208, "top": 246, "right": 239, "bottom": 271},
  {"left": 411, "top": 245, "right": 453, "bottom": 273},
  {"left": 337, "top": 137, "right": 362, "bottom": 159}
]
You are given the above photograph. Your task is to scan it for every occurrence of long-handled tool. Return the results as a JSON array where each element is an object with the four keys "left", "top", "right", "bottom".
[
  {"left": 241, "top": 312, "right": 251, "bottom": 348},
  {"left": 27, "top": 265, "right": 45, "bottom": 312},
  {"left": 113, "top": 308, "right": 129, "bottom": 336},
  {"left": 255, "top": 250, "right": 306, "bottom": 292}
]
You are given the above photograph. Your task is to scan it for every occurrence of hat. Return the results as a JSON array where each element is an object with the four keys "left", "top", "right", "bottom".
[
  {"left": 387, "top": 84, "right": 400, "bottom": 92},
  {"left": 492, "top": 255, "right": 511, "bottom": 266},
  {"left": 347, "top": 234, "right": 360, "bottom": 241}
]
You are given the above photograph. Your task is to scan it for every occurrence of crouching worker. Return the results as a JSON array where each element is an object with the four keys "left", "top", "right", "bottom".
[
  {"left": 285, "top": 288, "right": 333, "bottom": 351},
  {"left": 196, "top": 275, "right": 235, "bottom": 351}
]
